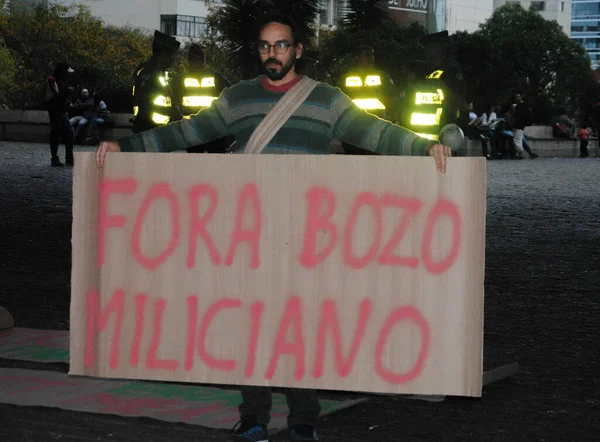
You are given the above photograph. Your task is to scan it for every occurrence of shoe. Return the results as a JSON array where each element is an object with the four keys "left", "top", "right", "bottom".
[
  {"left": 289, "top": 425, "right": 319, "bottom": 441},
  {"left": 230, "top": 418, "right": 269, "bottom": 442},
  {"left": 529, "top": 153, "right": 539, "bottom": 159},
  {"left": 66, "top": 158, "right": 74, "bottom": 167},
  {"left": 51, "top": 158, "right": 64, "bottom": 167}
]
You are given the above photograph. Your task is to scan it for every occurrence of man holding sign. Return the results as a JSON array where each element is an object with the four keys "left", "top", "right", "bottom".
[{"left": 96, "top": 13, "right": 452, "bottom": 442}]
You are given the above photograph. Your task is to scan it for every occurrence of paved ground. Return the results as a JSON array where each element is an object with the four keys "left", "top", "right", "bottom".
[{"left": 0, "top": 142, "right": 599, "bottom": 441}]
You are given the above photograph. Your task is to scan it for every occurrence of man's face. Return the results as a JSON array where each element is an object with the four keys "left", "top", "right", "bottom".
[
  {"left": 158, "top": 51, "right": 175, "bottom": 70},
  {"left": 81, "top": 89, "right": 89, "bottom": 99},
  {"left": 515, "top": 94, "right": 523, "bottom": 103},
  {"left": 258, "top": 23, "right": 302, "bottom": 81}
]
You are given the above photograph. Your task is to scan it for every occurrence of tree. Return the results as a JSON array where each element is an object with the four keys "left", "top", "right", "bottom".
[
  {"left": 453, "top": 4, "right": 592, "bottom": 122},
  {"left": 0, "top": 40, "right": 17, "bottom": 108},
  {"left": 0, "top": 1, "right": 151, "bottom": 110},
  {"left": 272, "top": 0, "right": 319, "bottom": 47},
  {"left": 212, "top": 0, "right": 270, "bottom": 80},
  {"left": 342, "top": 0, "right": 393, "bottom": 31}
]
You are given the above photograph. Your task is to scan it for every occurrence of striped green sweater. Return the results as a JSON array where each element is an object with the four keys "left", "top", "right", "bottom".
[{"left": 118, "top": 75, "right": 433, "bottom": 156}]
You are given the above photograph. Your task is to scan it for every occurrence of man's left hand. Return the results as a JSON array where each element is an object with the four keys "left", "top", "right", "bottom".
[{"left": 427, "top": 143, "right": 452, "bottom": 173}]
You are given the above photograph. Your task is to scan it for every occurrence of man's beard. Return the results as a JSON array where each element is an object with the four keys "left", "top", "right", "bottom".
[{"left": 261, "top": 56, "right": 296, "bottom": 81}]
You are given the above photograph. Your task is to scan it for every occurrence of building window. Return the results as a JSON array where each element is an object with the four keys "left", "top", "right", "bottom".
[
  {"left": 160, "top": 15, "right": 207, "bottom": 38},
  {"left": 319, "top": 0, "right": 328, "bottom": 25},
  {"left": 318, "top": 0, "right": 347, "bottom": 27},
  {"left": 530, "top": 1, "right": 545, "bottom": 11},
  {"left": 332, "top": 0, "right": 345, "bottom": 26},
  {"left": 161, "top": 15, "right": 177, "bottom": 36},
  {"left": 560, "top": 1, "right": 565, "bottom": 12}
]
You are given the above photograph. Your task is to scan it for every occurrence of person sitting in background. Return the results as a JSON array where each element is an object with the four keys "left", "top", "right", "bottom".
[
  {"left": 457, "top": 101, "right": 489, "bottom": 158},
  {"left": 69, "top": 88, "right": 95, "bottom": 143},
  {"left": 476, "top": 103, "right": 501, "bottom": 158},
  {"left": 552, "top": 109, "right": 575, "bottom": 138},
  {"left": 84, "top": 94, "right": 111, "bottom": 144}
]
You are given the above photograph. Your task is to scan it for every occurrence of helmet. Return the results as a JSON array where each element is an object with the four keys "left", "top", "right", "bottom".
[
  {"left": 152, "top": 30, "right": 181, "bottom": 56},
  {"left": 189, "top": 44, "right": 205, "bottom": 61}
]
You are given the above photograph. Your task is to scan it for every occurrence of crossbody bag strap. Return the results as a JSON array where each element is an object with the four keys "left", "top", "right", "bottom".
[{"left": 245, "top": 77, "right": 319, "bottom": 154}]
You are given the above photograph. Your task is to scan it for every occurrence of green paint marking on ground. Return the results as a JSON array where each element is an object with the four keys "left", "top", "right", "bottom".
[
  {"left": 318, "top": 400, "right": 345, "bottom": 413},
  {"left": 108, "top": 381, "right": 355, "bottom": 413},
  {"left": 0, "top": 345, "right": 69, "bottom": 361},
  {"left": 109, "top": 382, "right": 242, "bottom": 406}
]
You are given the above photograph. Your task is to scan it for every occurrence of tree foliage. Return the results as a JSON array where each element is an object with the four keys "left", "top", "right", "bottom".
[
  {"left": 450, "top": 4, "right": 592, "bottom": 122},
  {"left": 0, "top": 40, "right": 17, "bottom": 108},
  {"left": 342, "top": 0, "right": 393, "bottom": 30},
  {"left": 0, "top": 1, "right": 151, "bottom": 110},
  {"left": 210, "top": 0, "right": 270, "bottom": 80}
]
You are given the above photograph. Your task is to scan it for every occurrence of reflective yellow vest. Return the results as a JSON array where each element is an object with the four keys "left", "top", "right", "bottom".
[
  {"left": 180, "top": 74, "right": 219, "bottom": 117},
  {"left": 132, "top": 68, "right": 172, "bottom": 126},
  {"left": 408, "top": 70, "right": 447, "bottom": 140},
  {"left": 343, "top": 72, "right": 387, "bottom": 118}
]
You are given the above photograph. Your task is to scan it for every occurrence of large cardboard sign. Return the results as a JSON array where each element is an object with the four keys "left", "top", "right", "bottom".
[{"left": 70, "top": 152, "right": 486, "bottom": 397}]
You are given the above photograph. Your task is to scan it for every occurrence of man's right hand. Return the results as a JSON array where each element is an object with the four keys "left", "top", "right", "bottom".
[{"left": 96, "top": 141, "right": 121, "bottom": 169}]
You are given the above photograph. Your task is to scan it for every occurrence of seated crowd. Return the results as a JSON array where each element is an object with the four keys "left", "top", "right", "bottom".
[
  {"left": 457, "top": 101, "right": 539, "bottom": 160},
  {"left": 68, "top": 88, "right": 113, "bottom": 144}
]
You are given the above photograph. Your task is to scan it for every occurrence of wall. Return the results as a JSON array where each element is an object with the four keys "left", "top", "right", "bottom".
[
  {"left": 176, "top": 0, "right": 212, "bottom": 17},
  {"left": 446, "top": 0, "right": 494, "bottom": 33},
  {"left": 60, "top": 0, "right": 174, "bottom": 32},
  {"left": 61, "top": 0, "right": 209, "bottom": 34},
  {"left": 1, "top": 111, "right": 593, "bottom": 158},
  {"left": 386, "top": 0, "right": 430, "bottom": 29}
]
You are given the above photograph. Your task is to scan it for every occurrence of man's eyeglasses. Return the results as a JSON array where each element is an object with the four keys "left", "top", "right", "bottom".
[{"left": 257, "top": 41, "right": 294, "bottom": 54}]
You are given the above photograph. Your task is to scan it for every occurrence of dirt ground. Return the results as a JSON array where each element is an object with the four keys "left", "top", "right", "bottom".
[{"left": 1, "top": 142, "right": 599, "bottom": 441}]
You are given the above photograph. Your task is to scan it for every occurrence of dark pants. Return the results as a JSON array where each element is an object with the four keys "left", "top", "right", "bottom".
[
  {"left": 521, "top": 138, "right": 535, "bottom": 157},
  {"left": 239, "top": 386, "right": 321, "bottom": 428},
  {"left": 580, "top": 139, "right": 589, "bottom": 157},
  {"left": 49, "top": 112, "right": 74, "bottom": 162}
]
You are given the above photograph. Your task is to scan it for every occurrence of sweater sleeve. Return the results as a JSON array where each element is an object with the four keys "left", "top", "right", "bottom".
[
  {"left": 330, "top": 88, "right": 434, "bottom": 156},
  {"left": 118, "top": 91, "right": 231, "bottom": 153}
]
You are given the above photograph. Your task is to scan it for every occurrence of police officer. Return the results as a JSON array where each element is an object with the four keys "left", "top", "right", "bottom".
[
  {"left": 402, "top": 31, "right": 465, "bottom": 142},
  {"left": 131, "top": 30, "right": 180, "bottom": 134},
  {"left": 339, "top": 45, "right": 395, "bottom": 155},
  {"left": 172, "top": 44, "right": 233, "bottom": 153},
  {"left": 340, "top": 45, "right": 394, "bottom": 120},
  {"left": 46, "top": 61, "right": 75, "bottom": 167}
]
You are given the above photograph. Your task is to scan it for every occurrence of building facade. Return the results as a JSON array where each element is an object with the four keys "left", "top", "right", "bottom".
[
  {"left": 494, "top": 0, "right": 572, "bottom": 35},
  {"left": 58, "top": 0, "right": 218, "bottom": 41},
  {"left": 319, "top": 0, "right": 493, "bottom": 34},
  {"left": 15, "top": 1, "right": 494, "bottom": 40},
  {"left": 571, "top": 0, "right": 600, "bottom": 69},
  {"left": 444, "top": 0, "right": 494, "bottom": 33}
]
